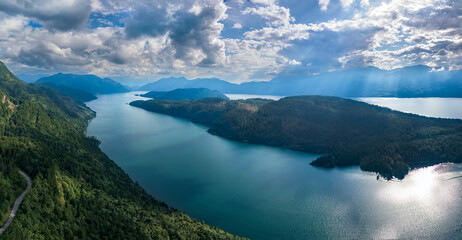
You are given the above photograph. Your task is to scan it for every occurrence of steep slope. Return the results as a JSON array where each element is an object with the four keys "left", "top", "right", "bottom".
[
  {"left": 141, "top": 88, "right": 229, "bottom": 100},
  {"left": 130, "top": 96, "right": 462, "bottom": 180},
  {"left": 0, "top": 61, "right": 243, "bottom": 239},
  {"left": 36, "top": 73, "right": 129, "bottom": 95}
]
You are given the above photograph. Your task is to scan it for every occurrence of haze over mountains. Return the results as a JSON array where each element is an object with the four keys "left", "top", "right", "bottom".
[
  {"left": 138, "top": 77, "right": 235, "bottom": 93},
  {"left": 38, "top": 82, "right": 98, "bottom": 103},
  {"left": 34, "top": 73, "right": 130, "bottom": 103},
  {"left": 36, "top": 73, "right": 129, "bottom": 95},
  {"left": 29, "top": 65, "right": 462, "bottom": 103},
  {"left": 138, "top": 66, "right": 462, "bottom": 97}
]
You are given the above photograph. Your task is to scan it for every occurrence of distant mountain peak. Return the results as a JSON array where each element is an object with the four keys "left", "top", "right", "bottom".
[
  {"left": 36, "top": 73, "right": 129, "bottom": 95},
  {"left": 394, "top": 65, "right": 432, "bottom": 72},
  {"left": 138, "top": 76, "right": 238, "bottom": 92}
]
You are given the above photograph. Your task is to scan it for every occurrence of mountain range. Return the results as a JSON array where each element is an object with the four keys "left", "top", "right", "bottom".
[
  {"left": 36, "top": 73, "right": 129, "bottom": 95},
  {"left": 30, "top": 65, "right": 462, "bottom": 100},
  {"left": 138, "top": 66, "right": 462, "bottom": 97},
  {"left": 138, "top": 77, "right": 236, "bottom": 93}
]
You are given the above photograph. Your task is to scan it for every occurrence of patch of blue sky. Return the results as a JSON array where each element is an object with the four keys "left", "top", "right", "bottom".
[
  {"left": 28, "top": 21, "right": 43, "bottom": 28},
  {"left": 89, "top": 12, "right": 130, "bottom": 28}
]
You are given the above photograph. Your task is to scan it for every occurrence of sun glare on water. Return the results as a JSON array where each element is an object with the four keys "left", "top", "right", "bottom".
[{"left": 379, "top": 166, "right": 440, "bottom": 203}]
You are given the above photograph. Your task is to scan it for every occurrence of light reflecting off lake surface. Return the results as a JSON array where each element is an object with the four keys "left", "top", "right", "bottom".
[
  {"left": 87, "top": 93, "right": 462, "bottom": 239},
  {"left": 358, "top": 97, "right": 462, "bottom": 119}
]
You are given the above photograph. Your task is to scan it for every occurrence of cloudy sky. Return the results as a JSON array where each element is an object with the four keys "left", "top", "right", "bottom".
[{"left": 0, "top": 0, "right": 461, "bottom": 84}]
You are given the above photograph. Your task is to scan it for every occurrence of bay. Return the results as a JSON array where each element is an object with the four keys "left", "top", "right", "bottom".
[{"left": 87, "top": 93, "right": 462, "bottom": 239}]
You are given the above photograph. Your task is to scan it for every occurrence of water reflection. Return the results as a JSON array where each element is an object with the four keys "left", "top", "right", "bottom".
[
  {"left": 358, "top": 97, "right": 462, "bottom": 119},
  {"left": 87, "top": 94, "right": 462, "bottom": 239},
  {"left": 380, "top": 166, "right": 438, "bottom": 203}
]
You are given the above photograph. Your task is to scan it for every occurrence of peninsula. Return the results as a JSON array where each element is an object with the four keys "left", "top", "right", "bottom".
[{"left": 130, "top": 96, "right": 462, "bottom": 179}]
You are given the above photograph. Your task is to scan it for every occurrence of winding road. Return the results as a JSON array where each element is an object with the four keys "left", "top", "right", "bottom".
[{"left": 0, "top": 170, "right": 32, "bottom": 235}]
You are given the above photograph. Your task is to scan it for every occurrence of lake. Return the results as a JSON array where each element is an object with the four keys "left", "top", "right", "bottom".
[{"left": 87, "top": 93, "right": 462, "bottom": 239}]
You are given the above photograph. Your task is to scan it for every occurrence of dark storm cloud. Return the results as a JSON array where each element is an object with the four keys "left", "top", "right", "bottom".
[
  {"left": 0, "top": 0, "right": 92, "bottom": 31},
  {"left": 13, "top": 42, "right": 90, "bottom": 69},
  {"left": 403, "top": 1, "right": 462, "bottom": 31},
  {"left": 125, "top": 4, "right": 170, "bottom": 39},
  {"left": 125, "top": 0, "right": 227, "bottom": 66}
]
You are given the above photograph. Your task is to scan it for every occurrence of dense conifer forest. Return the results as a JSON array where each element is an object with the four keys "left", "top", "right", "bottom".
[
  {"left": 0, "top": 61, "right": 242, "bottom": 239},
  {"left": 37, "top": 82, "right": 97, "bottom": 103},
  {"left": 130, "top": 97, "right": 462, "bottom": 179}
]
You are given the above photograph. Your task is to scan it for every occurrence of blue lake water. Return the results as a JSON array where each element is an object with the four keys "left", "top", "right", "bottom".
[{"left": 87, "top": 93, "right": 462, "bottom": 239}]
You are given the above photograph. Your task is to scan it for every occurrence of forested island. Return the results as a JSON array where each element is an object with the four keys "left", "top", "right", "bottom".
[
  {"left": 130, "top": 97, "right": 462, "bottom": 180},
  {"left": 0, "top": 61, "right": 243, "bottom": 239},
  {"left": 140, "top": 88, "right": 229, "bottom": 100}
]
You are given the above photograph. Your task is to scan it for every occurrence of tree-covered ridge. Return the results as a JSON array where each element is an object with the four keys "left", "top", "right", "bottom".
[
  {"left": 141, "top": 88, "right": 229, "bottom": 100},
  {"left": 130, "top": 96, "right": 462, "bottom": 179},
  {"left": 36, "top": 73, "right": 129, "bottom": 95},
  {"left": 0, "top": 61, "right": 244, "bottom": 239},
  {"left": 38, "top": 82, "right": 97, "bottom": 103}
]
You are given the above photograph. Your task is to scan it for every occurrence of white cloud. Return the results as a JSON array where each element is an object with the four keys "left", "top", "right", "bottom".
[
  {"left": 340, "top": 0, "right": 355, "bottom": 8},
  {"left": 309, "top": 0, "right": 462, "bottom": 70},
  {"left": 232, "top": 23, "right": 243, "bottom": 29},
  {"left": 221, "top": 38, "right": 290, "bottom": 81},
  {"left": 243, "top": 4, "right": 294, "bottom": 26},
  {"left": 250, "top": 0, "right": 276, "bottom": 6},
  {"left": 319, "top": 0, "right": 330, "bottom": 11},
  {"left": 244, "top": 24, "right": 310, "bottom": 42},
  {"left": 0, "top": 0, "right": 92, "bottom": 31},
  {"left": 0, "top": 15, "right": 27, "bottom": 38},
  {"left": 288, "top": 59, "right": 301, "bottom": 65},
  {"left": 125, "top": 0, "right": 228, "bottom": 66},
  {"left": 0, "top": 0, "right": 460, "bottom": 83},
  {"left": 360, "top": 0, "right": 369, "bottom": 7}
]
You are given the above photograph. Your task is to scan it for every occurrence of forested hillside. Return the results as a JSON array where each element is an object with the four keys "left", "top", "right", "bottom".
[
  {"left": 38, "top": 82, "right": 97, "bottom": 103},
  {"left": 0, "top": 61, "right": 243, "bottom": 239},
  {"left": 36, "top": 73, "right": 129, "bottom": 95},
  {"left": 130, "top": 97, "right": 462, "bottom": 180}
]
